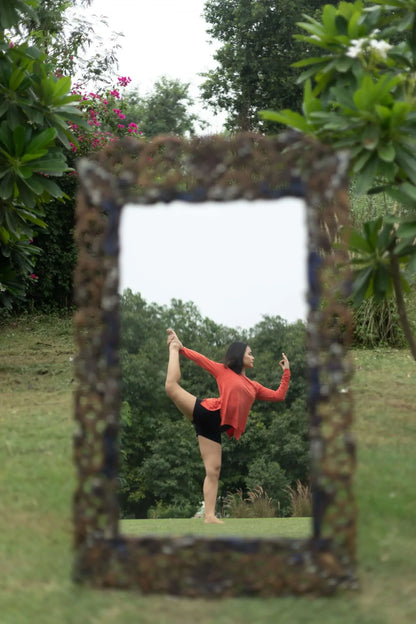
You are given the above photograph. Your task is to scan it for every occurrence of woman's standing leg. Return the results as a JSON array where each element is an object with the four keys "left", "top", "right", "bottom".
[{"left": 198, "top": 436, "right": 224, "bottom": 524}]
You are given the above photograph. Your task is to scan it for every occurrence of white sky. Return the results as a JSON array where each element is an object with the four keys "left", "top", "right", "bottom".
[
  {"left": 75, "top": 1, "right": 308, "bottom": 328},
  {"left": 120, "top": 199, "right": 308, "bottom": 328}
]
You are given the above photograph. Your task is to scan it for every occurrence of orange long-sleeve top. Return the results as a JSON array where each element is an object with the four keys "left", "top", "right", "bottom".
[{"left": 180, "top": 346, "right": 291, "bottom": 440}]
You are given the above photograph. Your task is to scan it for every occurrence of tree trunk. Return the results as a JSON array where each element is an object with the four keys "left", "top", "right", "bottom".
[{"left": 389, "top": 252, "right": 416, "bottom": 361}]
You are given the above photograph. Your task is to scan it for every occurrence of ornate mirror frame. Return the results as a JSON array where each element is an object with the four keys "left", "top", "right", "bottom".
[{"left": 73, "top": 133, "right": 357, "bottom": 596}]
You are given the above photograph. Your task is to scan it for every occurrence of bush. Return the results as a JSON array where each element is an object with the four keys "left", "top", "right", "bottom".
[
  {"left": 352, "top": 297, "right": 406, "bottom": 348},
  {"left": 147, "top": 501, "right": 198, "bottom": 519}
]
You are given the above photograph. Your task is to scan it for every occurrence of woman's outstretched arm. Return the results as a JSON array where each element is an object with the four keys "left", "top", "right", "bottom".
[
  {"left": 166, "top": 328, "right": 222, "bottom": 377},
  {"left": 254, "top": 353, "right": 291, "bottom": 402}
]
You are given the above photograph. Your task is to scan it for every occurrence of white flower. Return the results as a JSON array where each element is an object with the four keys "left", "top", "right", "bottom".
[
  {"left": 346, "top": 39, "right": 367, "bottom": 58},
  {"left": 346, "top": 36, "right": 392, "bottom": 60},
  {"left": 369, "top": 39, "right": 392, "bottom": 58}
]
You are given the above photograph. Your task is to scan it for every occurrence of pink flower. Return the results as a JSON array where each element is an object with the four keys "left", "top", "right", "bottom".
[
  {"left": 117, "top": 124, "right": 125, "bottom": 128},
  {"left": 118, "top": 76, "right": 131, "bottom": 87},
  {"left": 118, "top": 113, "right": 126, "bottom": 120},
  {"left": 9, "top": 42, "right": 14, "bottom": 48},
  {"left": 30, "top": 273, "right": 39, "bottom": 280},
  {"left": 110, "top": 89, "right": 120, "bottom": 99}
]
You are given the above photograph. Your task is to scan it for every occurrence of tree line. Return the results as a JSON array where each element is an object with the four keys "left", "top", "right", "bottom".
[{"left": 119, "top": 290, "right": 308, "bottom": 518}]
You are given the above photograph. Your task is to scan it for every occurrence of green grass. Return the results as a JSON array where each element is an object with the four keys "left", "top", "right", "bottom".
[
  {"left": 1, "top": 314, "right": 416, "bottom": 623},
  {"left": 121, "top": 517, "right": 311, "bottom": 538}
]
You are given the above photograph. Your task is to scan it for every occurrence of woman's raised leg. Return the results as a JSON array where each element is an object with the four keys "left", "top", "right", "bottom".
[
  {"left": 198, "top": 435, "right": 224, "bottom": 524},
  {"left": 165, "top": 338, "right": 196, "bottom": 421}
]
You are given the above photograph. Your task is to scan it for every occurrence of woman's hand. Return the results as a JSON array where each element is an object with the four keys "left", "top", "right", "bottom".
[{"left": 279, "top": 353, "right": 290, "bottom": 370}]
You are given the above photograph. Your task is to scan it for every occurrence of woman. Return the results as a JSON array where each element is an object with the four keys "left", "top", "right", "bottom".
[{"left": 165, "top": 328, "right": 290, "bottom": 524}]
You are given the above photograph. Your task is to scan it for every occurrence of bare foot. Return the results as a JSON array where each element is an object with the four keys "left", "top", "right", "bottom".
[
  {"left": 167, "top": 328, "right": 183, "bottom": 349},
  {"left": 204, "top": 516, "right": 224, "bottom": 524},
  {"left": 169, "top": 339, "right": 182, "bottom": 351}
]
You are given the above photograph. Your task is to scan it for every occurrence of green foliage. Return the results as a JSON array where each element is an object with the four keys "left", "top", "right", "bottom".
[
  {"left": 0, "top": 0, "right": 39, "bottom": 30},
  {"left": 123, "top": 76, "right": 203, "bottom": 137},
  {"left": 201, "top": 0, "right": 339, "bottom": 132},
  {"left": 23, "top": 175, "right": 77, "bottom": 310},
  {"left": 119, "top": 291, "right": 308, "bottom": 519},
  {"left": 0, "top": 1, "right": 82, "bottom": 309},
  {"left": 260, "top": 0, "right": 416, "bottom": 357},
  {"left": 11, "top": 0, "right": 120, "bottom": 90}
]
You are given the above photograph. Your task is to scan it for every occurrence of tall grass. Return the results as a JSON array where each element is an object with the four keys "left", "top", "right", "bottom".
[
  {"left": 286, "top": 480, "right": 312, "bottom": 517},
  {"left": 223, "top": 486, "right": 277, "bottom": 518}
]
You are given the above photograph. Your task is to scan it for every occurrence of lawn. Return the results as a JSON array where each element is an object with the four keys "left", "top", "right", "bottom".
[{"left": 0, "top": 314, "right": 415, "bottom": 623}]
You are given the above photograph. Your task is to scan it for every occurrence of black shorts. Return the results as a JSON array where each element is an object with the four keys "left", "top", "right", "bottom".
[{"left": 192, "top": 399, "right": 230, "bottom": 444}]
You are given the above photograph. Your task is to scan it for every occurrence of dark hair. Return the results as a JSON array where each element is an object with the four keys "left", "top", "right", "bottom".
[{"left": 223, "top": 341, "right": 248, "bottom": 375}]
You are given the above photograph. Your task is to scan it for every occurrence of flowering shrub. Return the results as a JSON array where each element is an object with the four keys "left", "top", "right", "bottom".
[{"left": 69, "top": 76, "right": 142, "bottom": 157}]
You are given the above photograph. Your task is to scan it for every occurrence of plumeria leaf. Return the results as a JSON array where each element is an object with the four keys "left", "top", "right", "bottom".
[
  {"left": 26, "top": 127, "right": 57, "bottom": 153},
  {"left": 259, "top": 110, "right": 309, "bottom": 132},
  {"left": 21, "top": 176, "right": 44, "bottom": 195},
  {"left": 352, "top": 149, "right": 373, "bottom": 173},
  {"left": 0, "top": 174, "right": 13, "bottom": 199},
  {"left": 396, "top": 220, "right": 416, "bottom": 238},
  {"left": 20, "top": 151, "right": 48, "bottom": 163},
  {"left": 362, "top": 125, "right": 380, "bottom": 150},
  {"left": 352, "top": 266, "right": 373, "bottom": 307},
  {"left": 387, "top": 186, "right": 416, "bottom": 208},
  {"left": 13, "top": 126, "right": 26, "bottom": 157},
  {"left": 378, "top": 143, "right": 396, "bottom": 162},
  {"left": 354, "top": 155, "right": 379, "bottom": 195},
  {"left": 373, "top": 264, "right": 391, "bottom": 299},
  {"left": 394, "top": 240, "right": 416, "bottom": 256},
  {"left": 292, "top": 56, "right": 332, "bottom": 68},
  {"left": 364, "top": 217, "right": 383, "bottom": 250},
  {"left": 348, "top": 228, "right": 372, "bottom": 253}
]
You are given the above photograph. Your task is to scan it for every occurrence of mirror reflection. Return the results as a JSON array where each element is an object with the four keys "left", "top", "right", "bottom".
[{"left": 118, "top": 199, "right": 310, "bottom": 532}]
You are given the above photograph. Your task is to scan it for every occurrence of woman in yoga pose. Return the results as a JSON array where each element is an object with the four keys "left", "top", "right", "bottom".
[{"left": 165, "top": 328, "right": 290, "bottom": 524}]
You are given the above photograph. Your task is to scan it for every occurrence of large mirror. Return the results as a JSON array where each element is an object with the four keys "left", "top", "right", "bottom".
[{"left": 73, "top": 133, "right": 357, "bottom": 596}]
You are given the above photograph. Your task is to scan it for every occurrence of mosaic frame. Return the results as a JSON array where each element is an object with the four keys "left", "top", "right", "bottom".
[{"left": 73, "top": 132, "right": 357, "bottom": 596}]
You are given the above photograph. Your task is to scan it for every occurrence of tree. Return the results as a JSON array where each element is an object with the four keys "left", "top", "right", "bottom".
[
  {"left": 2, "top": 0, "right": 134, "bottom": 312},
  {"left": 200, "top": 0, "right": 339, "bottom": 132},
  {"left": 11, "top": 0, "right": 120, "bottom": 89},
  {"left": 0, "top": 0, "right": 83, "bottom": 310},
  {"left": 260, "top": 0, "right": 416, "bottom": 359},
  {"left": 123, "top": 76, "right": 204, "bottom": 138}
]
